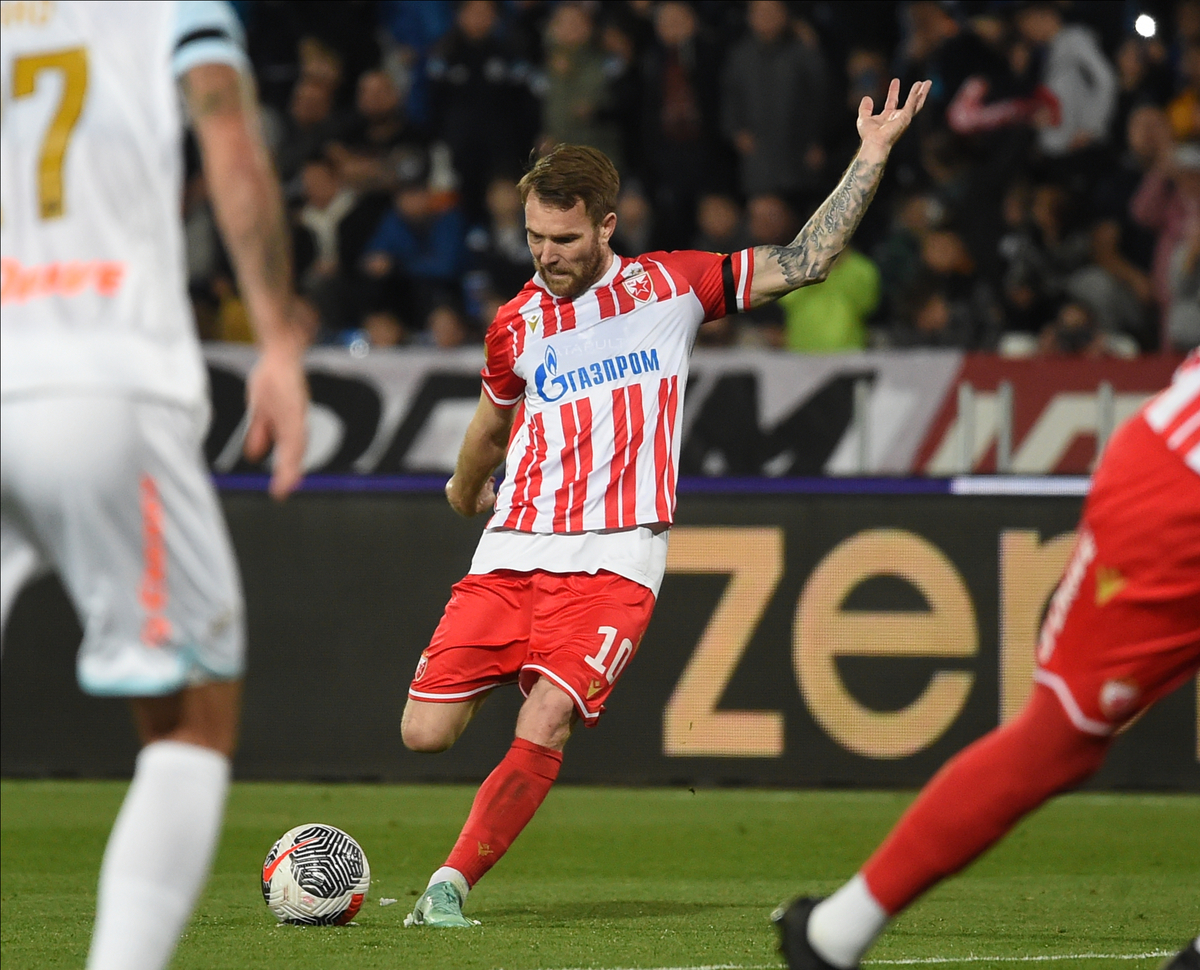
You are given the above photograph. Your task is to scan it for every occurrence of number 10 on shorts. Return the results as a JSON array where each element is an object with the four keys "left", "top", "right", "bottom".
[{"left": 585, "top": 626, "right": 634, "bottom": 684}]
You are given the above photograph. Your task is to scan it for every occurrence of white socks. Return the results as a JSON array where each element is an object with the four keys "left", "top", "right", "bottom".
[
  {"left": 807, "top": 874, "right": 890, "bottom": 969},
  {"left": 87, "top": 741, "right": 231, "bottom": 970},
  {"left": 428, "top": 865, "right": 470, "bottom": 902}
]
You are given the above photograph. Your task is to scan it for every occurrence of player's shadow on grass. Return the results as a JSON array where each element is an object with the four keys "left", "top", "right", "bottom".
[{"left": 481, "top": 901, "right": 743, "bottom": 922}]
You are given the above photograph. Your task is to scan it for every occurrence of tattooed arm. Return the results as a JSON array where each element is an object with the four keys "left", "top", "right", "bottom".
[
  {"left": 184, "top": 63, "right": 309, "bottom": 498},
  {"left": 748, "top": 79, "right": 931, "bottom": 307}
]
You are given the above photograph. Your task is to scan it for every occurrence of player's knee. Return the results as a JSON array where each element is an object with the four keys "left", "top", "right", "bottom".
[
  {"left": 515, "top": 679, "right": 577, "bottom": 750},
  {"left": 400, "top": 710, "right": 456, "bottom": 753}
]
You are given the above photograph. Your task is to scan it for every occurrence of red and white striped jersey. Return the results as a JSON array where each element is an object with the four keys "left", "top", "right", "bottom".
[
  {"left": 1142, "top": 348, "right": 1200, "bottom": 474},
  {"left": 482, "top": 248, "right": 754, "bottom": 534}
]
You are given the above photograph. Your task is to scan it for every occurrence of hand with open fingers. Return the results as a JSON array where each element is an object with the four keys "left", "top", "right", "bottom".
[
  {"left": 244, "top": 347, "right": 309, "bottom": 499},
  {"left": 857, "top": 78, "right": 932, "bottom": 155}
]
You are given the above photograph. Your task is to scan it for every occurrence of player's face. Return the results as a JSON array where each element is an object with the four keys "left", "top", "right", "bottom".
[{"left": 525, "top": 194, "right": 616, "bottom": 299}]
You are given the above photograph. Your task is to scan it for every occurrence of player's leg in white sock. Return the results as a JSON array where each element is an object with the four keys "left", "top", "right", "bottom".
[
  {"left": 806, "top": 874, "right": 889, "bottom": 969},
  {"left": 88, "top": 680, "right": 240, "bottom": 970},
  {"left": 87, "top": 739, "right": 230, "bottom": 970}
]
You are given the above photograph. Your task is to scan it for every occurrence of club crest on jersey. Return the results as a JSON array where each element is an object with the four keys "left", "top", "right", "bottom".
[{"left": 623, "top": 271, "right": 654, "bottom": 304}]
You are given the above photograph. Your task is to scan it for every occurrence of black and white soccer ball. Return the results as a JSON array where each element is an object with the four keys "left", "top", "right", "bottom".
[{"left": 261, "top": 823, "right": 370, "bottom": 925}]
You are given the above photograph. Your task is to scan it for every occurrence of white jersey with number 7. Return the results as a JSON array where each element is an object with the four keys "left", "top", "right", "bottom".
[{"left": 1, "top": 0, "right": 248, "bottom": 408}]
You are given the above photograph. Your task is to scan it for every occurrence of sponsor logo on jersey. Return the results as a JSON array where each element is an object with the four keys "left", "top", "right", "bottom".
[
  {"left": 623, "top": 271, "right": 654, "bottom": 304},
  {"left": 1, "top": 257, "right": 126, "bottom": 305},
  {"left": 534, "top": 344, "right": 662, "bottom": 402},
  {"left": 523, "top": 309, "right": 541, "bottom": 333},
  {"left": 1094, "top": 566, "right": 1126, "bottom": 606},
  {"left": 587, "top": 679, "right": 604, "bottom": 699}
]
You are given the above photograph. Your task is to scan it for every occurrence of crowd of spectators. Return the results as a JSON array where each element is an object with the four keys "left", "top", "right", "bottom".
[{"left": 186, "top": 0, "right": 1200, "bottom": 355}]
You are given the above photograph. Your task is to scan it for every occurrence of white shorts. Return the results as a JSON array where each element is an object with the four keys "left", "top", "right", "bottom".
[{"left": 1, "top": 393, "right": 244, "bottom": 696}]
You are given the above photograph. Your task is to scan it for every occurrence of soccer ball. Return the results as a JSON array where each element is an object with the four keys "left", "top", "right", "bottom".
[{"left": 261, "top": 823, "right": 370, "bottom": 925}]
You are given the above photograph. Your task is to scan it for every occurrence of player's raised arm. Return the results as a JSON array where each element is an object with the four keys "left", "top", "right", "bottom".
[
  {"left": 446, "top": 392, "right": 517, "bottom": 517},
  {"left": 183, "top": 62, "right": 309, "bottom": 499},
  {"left": 748, "top": 78, "right": 931, "bottom": 308}
]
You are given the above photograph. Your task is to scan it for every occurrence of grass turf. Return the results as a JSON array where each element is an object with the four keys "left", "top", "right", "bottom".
[{"left": 1, "top": 781, "right": 1196, "bottom": 970}]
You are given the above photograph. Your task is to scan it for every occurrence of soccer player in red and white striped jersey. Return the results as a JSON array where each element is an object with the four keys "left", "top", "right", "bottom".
[
  {"left": 774, "top": 351, "right": 1200, "bottom": 969},
  {"left": 400, "top": 79, "right": 932, "bottom": 928}
]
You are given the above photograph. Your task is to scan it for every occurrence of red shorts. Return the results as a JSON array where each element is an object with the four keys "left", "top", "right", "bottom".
[
  {"left": 1036, "top": 415, "right": 1200, "bottom": 735},
  {"left": 408, "top": 569, "right": 656, "bottom": 724}
]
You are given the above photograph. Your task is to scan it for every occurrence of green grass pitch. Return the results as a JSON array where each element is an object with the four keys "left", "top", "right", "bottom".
[{"left": 1, "top": 781, "right": 1196, "bottom": 970}]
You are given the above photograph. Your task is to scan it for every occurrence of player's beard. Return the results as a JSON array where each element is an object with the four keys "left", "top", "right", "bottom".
[{"left": 535, "top": 236, "right": 608, "bottom": 300}]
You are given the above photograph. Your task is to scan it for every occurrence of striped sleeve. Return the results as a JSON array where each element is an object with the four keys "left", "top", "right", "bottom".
[
  {"left": 653, "top": 249, "right": 755, "bottom": 321},
  {"left": 172, "top": 0, "right": 249, "bottom": 78},
  {"left": 481, "top": 314, "right": 525, "bottom": 408}
]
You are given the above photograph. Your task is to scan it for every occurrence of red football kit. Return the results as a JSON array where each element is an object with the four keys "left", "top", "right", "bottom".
[
  {"left": 852, "top": 352, "right": 1200, "bottom": 933},
  {"left": 410, "top": 249, "right": 754, "bottom": 721},
  {"left": 1036, "top": 350, "right": 1200, "bottom": 733}
]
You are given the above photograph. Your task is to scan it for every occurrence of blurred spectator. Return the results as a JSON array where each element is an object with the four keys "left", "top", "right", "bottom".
[
  {"left": 1167, "top": 44, "right": 1200, "bottom": 141},
  {"left": 295, "top": 158, "right": 360, "bottom": 332},
  {"left": 611, "top": 185, "right": 654, "bottom": 256},
  {"left": 721, "top": 0, "right": 827, "bottom": 204},
  {"left": 363, "top": 310, "right": 406, "bottom": 348},
  {"left": 777, "top": 248, "right": 879, "bottom": 352},
  {"left": 917, "top": 229, "right": 1003, "bottom": 348},
  {"left": 1166, "top": 218, "right": 1200, "bottom": 349},
  {"left": 378, "top": 0, "right": 456, "bottom": 125},
  {"left": 1112, "top": 37, "right": 1173, "bottom": 143},
  {"left": 996, "top": 181, "right": 1090, "bottom": 335},
  {"left": 328, "top": 70, "right": 430, "bottom": 195},
  {"left": 693, "top": 194, "right": 751, "bottom": 254},
  {"left": 1014, "top": 2, "right": 1117, "bottom": 159},
  {"left": 747, "top": 194, "right": 796, "bottom": 249},
  {"left": 1131, "top": 141, "right": 1200, "bottom": 345},
  {"left": 741, "top": 194, "right": 796, "bottom": 345},
  {"left": 919, "top": 129, "right": 972, "bottom": 225},
  {"left": 829, "top": 46, "right": 890, "bottom": 172},
  {"left": 274, "top": 76, "right": 340, "bottom": 185},
  {"left": 872, "top": 192, "right": 941, "bottom": 318},
  {"left": 1037, "top": 300, "right": 1105, "bottom": 356},
  {"left": 196, "top": 0, "right": 1191, "bottom": 360},
  {"left": 892, "top": 276, "right": 975, "bottom": 347},
  {"left": 427, "top": 0, "right": 538, "bottom": 220},
  {"left": 425, "top": 304, "right": 472, "bottom": 349},
  {"left": 902, "top": 1, "right": 1019, "bottom": 130},
  {"left": 1064, "top": 108, "right": 1167, "bottom": 349},
  {"left": 641, "top": 1, "right": 729, "bottom": 250},
  {"left": 246, "top": 2, "right": 304, "bottom": 112},
  {"left": 361, "top": 180, "right": 466, "bottom": 330},
  {"left": 465, "top": 177, "right": 533, "bottom": 303},
  {"left": 540, "top": 4, "right": 621, "bottom": 165},
  {"left": 598, "top": 18, "right": 644, "bottom": 177}
]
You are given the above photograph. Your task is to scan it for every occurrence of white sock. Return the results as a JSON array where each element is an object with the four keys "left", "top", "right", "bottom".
[
  {"left": 807, "top": 874, "right": 889, "bottom": 969},
  {"left": 87, "top": 741, "right": 230, "bottom": 970},
  {"left": 427, "top": 866, "right": 469, "bottom": 902}
]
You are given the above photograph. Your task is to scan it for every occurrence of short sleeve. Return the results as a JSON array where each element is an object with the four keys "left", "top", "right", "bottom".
[
  {"left": 172, "top": 0, "right": 250, "bottom": 78},
  {"left": 650, "top": 249, "right": 756, "bottom": 322},
  {"left": 481, "top": 316, "right": 525, "bottom": 408}
]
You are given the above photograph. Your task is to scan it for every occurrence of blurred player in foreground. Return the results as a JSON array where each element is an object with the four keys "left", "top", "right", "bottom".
[
  {"left": 1, "top": 3, "right": 308, "bottom": 969},
  {"left": 773, "top": 350, "right": 1200, "bottom": 969},
  {"left": 400, "top": 79, "right": 930, "bottom": 927}
]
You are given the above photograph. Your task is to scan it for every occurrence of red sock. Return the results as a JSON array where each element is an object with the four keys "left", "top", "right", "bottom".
[
  {"left": 444, "top": 738, "right": 563, "bottom": 887},
  {"left": 862, "top": 685, "right": 1110, "bottom": 915}
]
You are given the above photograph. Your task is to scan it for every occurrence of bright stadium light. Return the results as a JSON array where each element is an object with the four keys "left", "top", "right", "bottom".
[{"left": 1135, "top": 13, "right": 1157, "bottom": 38}]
